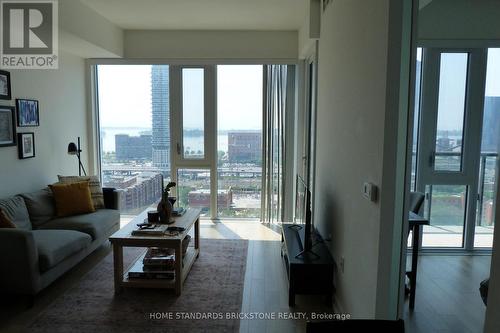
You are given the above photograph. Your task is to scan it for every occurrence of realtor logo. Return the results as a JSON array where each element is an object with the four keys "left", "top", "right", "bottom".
[{"left": 0, "top": 0, "right": 58, "bottom": 69}]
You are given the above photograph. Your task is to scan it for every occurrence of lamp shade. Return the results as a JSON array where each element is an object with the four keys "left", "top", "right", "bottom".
[{"left": 67, "top": 142, "right": 78, "bottom": 155}]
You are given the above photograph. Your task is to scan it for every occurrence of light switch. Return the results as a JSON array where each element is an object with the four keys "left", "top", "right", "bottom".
[{"left": 363, "top": 182, "right": 378, "bottom": 202}]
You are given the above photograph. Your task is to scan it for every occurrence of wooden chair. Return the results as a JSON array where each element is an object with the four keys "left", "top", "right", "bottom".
[{"left": 408, "top": 191, "right": 425, "bottom": 238}]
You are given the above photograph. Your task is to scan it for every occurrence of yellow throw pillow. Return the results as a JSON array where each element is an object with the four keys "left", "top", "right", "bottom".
[
  {"left": 57, "top": 175, "right": 105, "bottom": 209},
  {"left": 0, "top": 208, "right": 16, "bottom": 228},
  {"left": 49, "top": 181, "right": 95, "bottom": 217}
]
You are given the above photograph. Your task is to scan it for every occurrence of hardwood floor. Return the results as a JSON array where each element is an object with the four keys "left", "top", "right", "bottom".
[
  {"left": 0, "top": 219, "right": 490, "bottom": 333},
  {"left": 404, "top": 254, "right": 491, "bottom": 333},
  {"left": 201, "top": 220, "right": 334, "bottom": 333}
]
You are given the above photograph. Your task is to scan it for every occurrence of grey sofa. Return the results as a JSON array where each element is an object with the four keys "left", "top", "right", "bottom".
[{"left": 0, "top": 187, "right": 120, "bottom": 296}]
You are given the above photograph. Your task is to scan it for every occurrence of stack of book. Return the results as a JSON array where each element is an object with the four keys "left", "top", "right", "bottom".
[
  {"left": 131, "top": 224, "right": 169, "bottom": 236},
  {"left": 128, "top": 248, "right": 175, "bottom": 280}
]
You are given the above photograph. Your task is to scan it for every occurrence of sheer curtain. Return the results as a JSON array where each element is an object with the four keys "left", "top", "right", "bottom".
[{"left": 262, "top": 65, "right": 294, "bottom": 223}]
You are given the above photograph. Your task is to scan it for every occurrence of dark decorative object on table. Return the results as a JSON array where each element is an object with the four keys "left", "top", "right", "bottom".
[
  {"left": 147, "top": 210, "right": 159, "bottom": 223},
  {"left": 0, "top": 70, "right": 11, "bottom": 100},
  {"left": 18, "top": 132, "right": 35, "bottom": 159},
  {"left": 157, "top": 181, "right": 176, "bottom": 224},
  {"left": 0, "top": 106, "right": 16, "bottom": 147},
  {"left": 16, "top": 99, "right": 39, "bottom": 127}
]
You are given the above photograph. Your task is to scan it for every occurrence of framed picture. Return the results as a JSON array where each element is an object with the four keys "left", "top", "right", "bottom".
[
  {"left": 0, "top": 106, "right": 16, "bottom": 147},
  {"left": 0, "top": 70, "right": 11, "bottom": 100},
  {"left": 16, "top": 99, "right": 39, "bottom": 127},
  {"left": 18, "top": 132, "right": 35, "bottom": 159}
]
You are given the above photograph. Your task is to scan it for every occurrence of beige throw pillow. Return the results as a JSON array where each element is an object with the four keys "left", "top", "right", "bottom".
[{"left": 57, "top": 175, "right": 105, "bottom": 209}]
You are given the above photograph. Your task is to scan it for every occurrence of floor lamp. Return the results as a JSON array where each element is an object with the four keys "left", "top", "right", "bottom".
[{"left": 67, "top": 137, "right": 87, "bottom": 176}]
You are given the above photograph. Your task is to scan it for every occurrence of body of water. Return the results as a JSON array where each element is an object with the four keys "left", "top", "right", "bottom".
[{"left": 101, "top": 127, "right": 229, "bottom": 153}]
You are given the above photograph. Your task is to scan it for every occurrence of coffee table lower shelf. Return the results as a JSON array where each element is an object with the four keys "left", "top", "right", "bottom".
[
  {"left": 119, "top": 247, "right": 199, "bottom": 292},
  {"left": 110, "top": 208, "right": 202, "bottom": 296}
]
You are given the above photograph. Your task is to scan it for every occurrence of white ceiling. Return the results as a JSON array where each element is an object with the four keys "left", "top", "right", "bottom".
[{"left": 81, "top": 0, "right": 308, "bottom": 31}]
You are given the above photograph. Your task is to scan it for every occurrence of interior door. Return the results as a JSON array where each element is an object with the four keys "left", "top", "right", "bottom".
[{"left": 416, "top": 48, "right": 487, "bottom": 249}]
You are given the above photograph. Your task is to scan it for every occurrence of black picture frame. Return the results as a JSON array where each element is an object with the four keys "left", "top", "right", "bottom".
[
  {"left": 16, "top": 99, "right": 40, "bottom": 127},
  {"left": 18, "top": 132, "right": 35, "bottom": 159},
  {"left": 0, "top": 106, "right": 16, "bottom": 147},
  {"left": 0, "top": 70, "right": 11, "bottom": 100}
]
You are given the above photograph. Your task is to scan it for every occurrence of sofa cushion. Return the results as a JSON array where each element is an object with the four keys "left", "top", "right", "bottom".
[
  {"left": 0, "top": 196, "right": 32, "bottom": 230},
  {"left": 32, "top": 230, "right": 91, "bottom": 273},
  {"left": 49, "top": 181, "right": 95, "bottom": 217},
  {"left": 58, "top": 175, "right": 105, "bottom": 209},
  {"left": 38, "top": 209, "right": 120, "bottom": 240},
  {"left": 20, "top": 188, "right": 56, "bottom": 227}
]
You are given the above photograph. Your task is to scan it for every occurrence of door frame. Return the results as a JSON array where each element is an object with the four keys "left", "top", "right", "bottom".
[{"left": 302, "top": 42, "right": 319, "bottom": 225}]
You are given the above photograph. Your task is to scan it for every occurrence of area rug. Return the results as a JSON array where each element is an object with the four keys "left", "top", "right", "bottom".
[{"left": 29, "top": 239, "right": 248, "bottom": 333}]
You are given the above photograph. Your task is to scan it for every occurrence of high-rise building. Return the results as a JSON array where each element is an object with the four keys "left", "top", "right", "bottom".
[
  {"left": 151, "top": 65, "right": 170, "bottom": 169},
  {"left": 228, "top": 131, "right": 262, "bottom": 163},
  {"left": 115, "top": 134, "right": 152, "bottom": 160},
  {"left": 482, "top": 96, "right": 500, "bottom": 152}
]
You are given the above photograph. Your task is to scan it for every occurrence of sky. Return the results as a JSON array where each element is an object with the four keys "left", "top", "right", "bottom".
[
  {"left": 485, "top": 48, "right": 500, "bottom": 97},
  {"left": 436, "top": 53, "right": 468, "bottom": 131},
  {"left": 97, "top": 64, "right": 263, "bottom": 130},
  {"left": 416, "top": 48, "right": 500, "bottom": 132},
  {"left": 98, "top": 65, "right": 152, "bottom": 128}
]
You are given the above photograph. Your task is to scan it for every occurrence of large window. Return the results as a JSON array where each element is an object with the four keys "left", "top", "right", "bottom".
[
  {"left": 96, "top": 64, "right": 277, "bottom": 221},
  {"left": 217, "top": 65, "right": 263, "bottom": 219},
  {"left": 97, "top": 65, "right": 170, "bottom": 215},
  {"left": 182, "top": 68, "right": 205, "bottom": 159},
  {"left": 475, "top": 48, "right": 500, "bottom": 248},
  {"left": 434, "top": 53, "right": 468, "bottom": 172},
  {"left": 414, "top": 48, "right": 499, "bottom": 250}
]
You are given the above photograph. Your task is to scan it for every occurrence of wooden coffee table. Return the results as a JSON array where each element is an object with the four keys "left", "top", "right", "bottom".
[{"left": 109, "top": 208, "right": 201, "bottom": 296}]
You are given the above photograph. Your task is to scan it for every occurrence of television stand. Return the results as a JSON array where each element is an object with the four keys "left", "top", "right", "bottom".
[{"left": 281, "top": 223, "right": 334, "bottom": 306}]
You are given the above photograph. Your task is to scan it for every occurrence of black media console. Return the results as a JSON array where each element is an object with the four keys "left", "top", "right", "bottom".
[{"left": 281, "top": 223, "right": 335, "bottom": 306}]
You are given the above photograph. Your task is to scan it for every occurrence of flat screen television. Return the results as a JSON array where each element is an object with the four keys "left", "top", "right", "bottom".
[{"left": 293, "top": 175, "right": 313, "bottom": 252}]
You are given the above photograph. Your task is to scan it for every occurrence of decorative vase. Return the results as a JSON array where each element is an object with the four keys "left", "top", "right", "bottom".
[{"left": 157, "top": 195, "right": 173, "bottom": 224}]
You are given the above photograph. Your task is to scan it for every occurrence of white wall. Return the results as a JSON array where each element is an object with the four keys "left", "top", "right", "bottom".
[
  {"left": 314, "top": 0, "right": 393, "bottom": 317},
  {"left": 298, "top": 0, "right": 320, "bottom": 59},
  {"left": 124, "top": 30, "right": 297, "bottom": 60},
  {"left": 0, "top": 51, "right": 89, "bottom": 198},
  {"left": 60, "top": 0, "right": 124, "bottom": 57}
]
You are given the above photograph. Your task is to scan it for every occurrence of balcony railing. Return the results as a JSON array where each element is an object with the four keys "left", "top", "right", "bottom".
[{"left": 411, "top": 151, "right": 498, "bottom": 227}]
